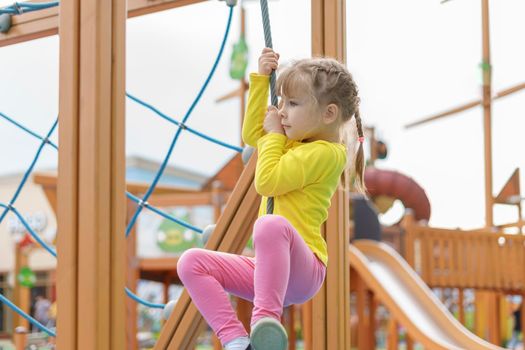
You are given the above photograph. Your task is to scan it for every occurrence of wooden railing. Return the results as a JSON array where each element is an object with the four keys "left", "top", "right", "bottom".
[{"left": 403, "top": 214, "right": 525, "bottom": 292}]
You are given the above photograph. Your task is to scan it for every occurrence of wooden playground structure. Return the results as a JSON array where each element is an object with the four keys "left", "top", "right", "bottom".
[{"left": 1, "top": 0, "right": 524, "bottom": 349}]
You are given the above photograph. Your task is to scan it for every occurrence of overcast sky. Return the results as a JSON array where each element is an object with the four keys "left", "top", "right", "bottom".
[{"left": 0, "top": 0, "right": 524, "bottom": 230}]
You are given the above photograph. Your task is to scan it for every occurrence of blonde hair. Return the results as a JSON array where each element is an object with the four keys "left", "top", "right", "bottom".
[{"left": 276, "top": 57, "right": 366, "bottom": 193}]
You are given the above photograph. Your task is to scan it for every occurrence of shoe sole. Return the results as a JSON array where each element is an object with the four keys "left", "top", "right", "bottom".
[{"left": 250, "top": 319, "right": 288, "bottom": 350}]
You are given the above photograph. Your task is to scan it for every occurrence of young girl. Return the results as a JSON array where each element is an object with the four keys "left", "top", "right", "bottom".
[{"left": 177, "top": 48, "right": 365, "bottom": 350}]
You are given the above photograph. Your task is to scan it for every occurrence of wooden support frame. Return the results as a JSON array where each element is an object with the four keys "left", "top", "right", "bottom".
[
  {"left": 56, "top": 0, "right": 126, "bottom": 348},
  {"left": 0, "top": 0, "right": 206, "bottom": 48},
  {"left": 2, "top": 0, "right": 351, "bottom": 347}
]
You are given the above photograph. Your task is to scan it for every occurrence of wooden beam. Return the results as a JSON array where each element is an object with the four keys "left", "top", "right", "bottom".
[
  {"left": 139, "top": 257, "right": 179, "bottom": 271},
  {"left": 56, "top": 0, "right": 126, "bottom": 348},
  {"left": 148, "top": 190, "right": 231, "bottom": 207},
  {"left": 34, "top": 172, "right": 198, "bottom": 196},
  {"left": 0, "top": 0, "right": 206, "bottom": 48},
  {"left": 481, "top": 0, "right": 494, "bottom": 227},
  {"left": 403, "top": 81, "right": 525, "bottom": 129}
]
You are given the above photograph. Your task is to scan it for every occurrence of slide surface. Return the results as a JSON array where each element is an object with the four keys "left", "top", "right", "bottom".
[{"left": 350, "top": 240, "right": 506, "bottom": 350}]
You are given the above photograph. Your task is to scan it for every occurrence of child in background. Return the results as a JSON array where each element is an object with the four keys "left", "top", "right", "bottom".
[{"left": 177, "top": 47, "right": 365, "bottom": 350}]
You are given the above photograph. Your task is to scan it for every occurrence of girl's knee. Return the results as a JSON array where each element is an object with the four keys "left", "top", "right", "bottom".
[
  {"left": 253, "top": 215, "right": 291, "bottom": 243},
  {"left": 177, "top": 248, "right": 206, "bottom": 281}
]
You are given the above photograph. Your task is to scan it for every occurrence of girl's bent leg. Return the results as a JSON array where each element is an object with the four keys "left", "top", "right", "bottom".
[
  {"left": 251, "top": 215, "right": 326, "bottom": 325},
  {"left": 177, "top": 248, "right": 256, "bottom": 346}
]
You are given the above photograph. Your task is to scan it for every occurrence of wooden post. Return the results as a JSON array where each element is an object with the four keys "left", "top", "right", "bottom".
[
  {"left": 481, "top": 0, "right": 494, "bottom": 228},
  {"left": 236, "top": 297, "right": 252, "bottom": 333},
  {"left": 521, "top": 293, "right": 525, "bottom": 345},
  {"left": 14, "top": 326, "right": 27, "bottom": 350},
  {"left": 368, "top": 293, "right": 377, "bottom": 349},
  {"left": 458, "top": 288, "right": 465, "bottom": 325},
  {"left": 126, "top": 201, "right": 139, "bottom": 350},
  {"left": 57, "top": 0, "right": 126, "bottom": 348},
  {"left": 356, "top": 275, "right": 371, "bottom": 350},
  {"left": 13, "top": 245, "right": 30, "bottom": 332},
  {"left": 401, "top": 211, "right": 416, "bottom": 267},
  {"left": 406, "top": 334, "right": 414, "bottom": 350},
  {"left": 474, "top": 291, "right": 487, "bottom": 338},
  {"left": 487, "top": 292, "right": 501, "bottom": 345},
  {"left": 302, "top": 301, "right": 313, "bottom": 350},
  {"left": 288, "top": 306, "right": 296, "bottom": 350},
  {"left": 387, "top": 318, "right": 398, "bottom": 350},
  {"left": 311, "top": 1, "right": 350, "bottom": 349}
]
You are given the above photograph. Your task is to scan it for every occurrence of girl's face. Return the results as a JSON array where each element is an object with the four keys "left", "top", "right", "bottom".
[{"left": 278, "top": 91, "right": 324, "bottom": 142}]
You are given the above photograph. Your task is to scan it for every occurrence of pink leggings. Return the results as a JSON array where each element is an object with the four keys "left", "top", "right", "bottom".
[{"left": 177, "top": 215, "right": 326, "bottom": 346}]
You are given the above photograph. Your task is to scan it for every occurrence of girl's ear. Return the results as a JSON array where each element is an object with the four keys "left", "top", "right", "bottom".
[{"left": 323, "top": 103, "right": 339, "bottom": 125}]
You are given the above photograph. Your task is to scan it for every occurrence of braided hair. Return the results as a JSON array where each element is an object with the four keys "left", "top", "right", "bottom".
[{"left": 276, "top": 58, "right": 366, "bottom": 193}]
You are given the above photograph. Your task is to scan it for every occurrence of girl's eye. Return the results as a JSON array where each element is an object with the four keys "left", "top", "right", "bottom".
[{"left": 289, "top": 101, "right": 298, "bottom": 107}]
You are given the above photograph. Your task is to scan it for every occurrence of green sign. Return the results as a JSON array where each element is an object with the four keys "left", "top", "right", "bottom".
[
  {"left": 230, "top": 36, "right": 248, "bottom": 80},
  {"left": 156, "top": 212, "right": 202, "bottom": 253},
  {"left": 17, "top": 266, "right": 36, "bottom": 288}
]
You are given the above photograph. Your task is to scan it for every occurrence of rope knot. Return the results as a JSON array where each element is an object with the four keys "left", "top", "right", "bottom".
[{"left": 12, "top": 2, "right": 23, "bottom": 15}]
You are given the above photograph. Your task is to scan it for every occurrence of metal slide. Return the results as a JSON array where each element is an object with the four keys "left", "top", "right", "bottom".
[{"left": 350, "top": 240, "right": 506, "bottom": 350}]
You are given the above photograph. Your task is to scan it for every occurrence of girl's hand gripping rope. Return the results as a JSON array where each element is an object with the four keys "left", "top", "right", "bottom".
[
  {"left": 263, "top": 105, "right": 284, "bottom": 135},
  {"left": 258, "top": 47, "right": 280, "bottom": 76}
]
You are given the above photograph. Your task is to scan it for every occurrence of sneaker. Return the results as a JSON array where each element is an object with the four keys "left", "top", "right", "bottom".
[{"left": 250, "top": 317, "right": 288, "bottom": 350}]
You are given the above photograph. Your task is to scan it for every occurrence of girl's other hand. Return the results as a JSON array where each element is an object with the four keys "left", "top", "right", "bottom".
[
  {"left": 263, "top": 105, "right": 284, "bottom": 135},
  {"left": 258, "top": 47, "right": 280, "bottom": 76}
]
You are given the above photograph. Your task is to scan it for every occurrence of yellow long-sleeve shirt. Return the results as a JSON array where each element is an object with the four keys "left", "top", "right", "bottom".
[{"left": 242, "top": 73, "right": 347, "bottom": 266}]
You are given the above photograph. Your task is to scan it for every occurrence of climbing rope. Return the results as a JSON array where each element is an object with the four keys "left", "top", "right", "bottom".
[{"left": 259, "top": 0, "right": 277, "bottom": 215}]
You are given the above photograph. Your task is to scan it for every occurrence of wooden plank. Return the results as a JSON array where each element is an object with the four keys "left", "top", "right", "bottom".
[
  {"left": 57, "top": 0, "right": 126, "bottom": 347},
  {"left": 326, "top": 188, "right": 351, "bottom": 350},
  {"left": 148, "top": 190, "right": 232, "bottom": 207},
  {"left": 110, "top": 0, "right": 127, "bottom": 347},
  {"left": 311, "top": 1, "right": 349, "bottom": 349},
  {"left": 521, "top": 294, "right": 525, "bottom": 345},
  {"left": 56, "top": 0, "right": 80, "bottom": 347},
  {"left": 33, "top": 172, "right": 193, "bottom": 196},
  {"left": 458, "top": 289, "right": 465, "bottom": 325},
  {"left": 126, "top": 202, "right": 139, "bottom": 350},
  {"left": 311, "top": 276, "right": 327, "bottom": 349},
  {"left": 139, "top": 258, "right": 179, "bottom": 271},
  {"left": 437, "top": 237, "right": 445, "bottom": 287},
  {"left": 356, "top": 276, "right": 370, "bottom": 350},
  {"left": 0, "top": 0, "right": 206, "bottom": 48},
  {"left": 302, "top": 301, "right": 313, "bottom": 350},
  {"left": 387, "top": 318, "right": 398, "bottom": 350}
]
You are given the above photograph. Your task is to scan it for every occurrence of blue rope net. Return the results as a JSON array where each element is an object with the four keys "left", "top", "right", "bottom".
[{"left": 0, "top": 3, "right": 237, "bottom": 333}]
